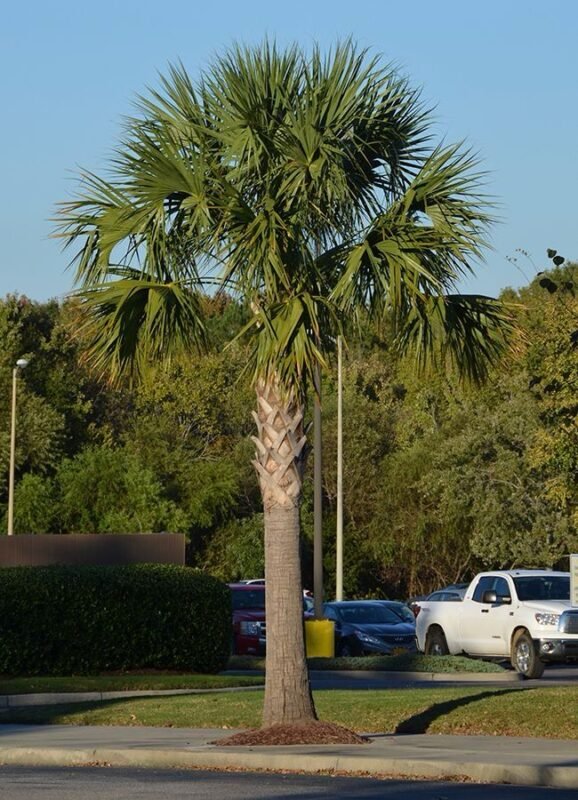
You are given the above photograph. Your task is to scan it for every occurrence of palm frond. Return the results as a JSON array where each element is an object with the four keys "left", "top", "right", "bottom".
[
  {"left": 77, "top": 271, "right": 206, "bottom": 384},
  {"left": 396, "top": 294, "right": 519, "bottom": 384}
]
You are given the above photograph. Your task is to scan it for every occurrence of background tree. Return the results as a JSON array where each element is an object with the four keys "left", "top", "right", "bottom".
[
  {"left": 523, "top": 258, "right": 577, "bottom": 537},
  {"left": 55, "top": 41, "right": 514, "bottom": 733},
  {"left": 55, "top": 445, "right": 187, "bottom": 534}
]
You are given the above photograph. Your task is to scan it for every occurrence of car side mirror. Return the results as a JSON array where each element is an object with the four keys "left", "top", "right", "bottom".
[{"left": 482, "top": 590, "right": 511, "bottom": 605}]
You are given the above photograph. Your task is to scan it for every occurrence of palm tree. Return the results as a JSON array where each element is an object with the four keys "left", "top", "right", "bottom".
[{"left": 57, "top": 41, "right": 514, "bottom": 729}]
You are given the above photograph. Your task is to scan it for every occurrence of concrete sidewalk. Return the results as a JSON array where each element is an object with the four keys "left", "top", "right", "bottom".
[{"left": 0, "top": 723, "right": 577, "bottom": 789}]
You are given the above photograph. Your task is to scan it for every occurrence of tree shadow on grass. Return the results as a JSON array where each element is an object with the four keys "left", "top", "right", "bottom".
[{"left": 394, "top": 687, "right": 528, "bottom": 735}]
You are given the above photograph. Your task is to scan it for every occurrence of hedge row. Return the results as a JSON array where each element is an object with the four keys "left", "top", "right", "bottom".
[{"left": 0, "top": 564, "right": 231, "bottom": 676}]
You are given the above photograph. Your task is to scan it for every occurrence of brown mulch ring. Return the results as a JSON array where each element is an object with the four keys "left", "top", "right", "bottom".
[{"left": 213, "top": 721, "right": 369, "bottom": 746}]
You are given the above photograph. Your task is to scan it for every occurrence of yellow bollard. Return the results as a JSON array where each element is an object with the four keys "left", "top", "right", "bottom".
[{"left": 305, "top": 619, "right": 335, "bottom": 658}]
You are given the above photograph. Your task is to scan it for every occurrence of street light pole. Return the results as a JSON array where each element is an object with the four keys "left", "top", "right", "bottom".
[
  {"left": 313, "top": 360, "right": 324, "bottom": 618},
  {"left": 7, "top": 358, "right": 28, "bottom": 536},
  {"left": 336, "top": 335, "right": 343, "bottom": 600}
]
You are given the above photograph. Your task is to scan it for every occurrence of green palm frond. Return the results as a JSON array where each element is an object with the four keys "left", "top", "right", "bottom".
[
  {"left": 331, "top": 143, "right": 494, "bottom": 314},
  {"left": 77, "top": 270, "right": 206, "bottom": 384},
  {"left": 397, "top": 294, "right": 519, "bottom": 384}
]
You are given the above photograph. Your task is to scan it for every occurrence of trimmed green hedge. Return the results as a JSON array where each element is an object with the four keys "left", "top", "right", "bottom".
[{"left": 0, "top": 565, "right": 231, "bottom": 676}]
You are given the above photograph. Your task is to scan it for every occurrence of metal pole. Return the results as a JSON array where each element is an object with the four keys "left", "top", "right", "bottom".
[
  {"left": 7, "top": 367, "right": 18, "bottom": 536},
  {"left": 336, "top": 335, "right": 343, "bottom": 600},
  {"left": 313, "top": 361, "right": 323, "bottom": 618}
]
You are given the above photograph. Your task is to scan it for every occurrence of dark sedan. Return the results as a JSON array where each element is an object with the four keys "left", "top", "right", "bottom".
[{"left": 323, "top": 600, "right": 417, "bottom": 657}]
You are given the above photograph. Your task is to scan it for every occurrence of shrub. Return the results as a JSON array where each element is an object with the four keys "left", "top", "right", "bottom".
[{"left": 0, "top": 564, "right": 230, "bottom": 676}]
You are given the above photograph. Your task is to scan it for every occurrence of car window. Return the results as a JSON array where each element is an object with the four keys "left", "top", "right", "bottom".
[
  {"left": 472, "top": 577, "right": 495, "bottom": 603},
  {"left": 492, "top": 577, "right": 510, "bottom": 599}
]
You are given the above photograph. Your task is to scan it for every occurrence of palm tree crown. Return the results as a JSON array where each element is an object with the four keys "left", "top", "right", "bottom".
[{"left": 58, "top": 40, "right": 513, "bottom": 396}]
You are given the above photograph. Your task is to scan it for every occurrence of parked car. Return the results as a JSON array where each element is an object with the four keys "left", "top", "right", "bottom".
[
  {"left": 323, "top": 600, "right": 417, "bottom": 657},
  {"left": 229, "top": 583, "right": 266, "bottom": 656},
  {"left": 411, "top": 583, "right": 469, "bottom": 618},
  {"left": 229, "top": 583, "right": 313, "bottom": 655},
  {"left": 426, "top": 583, "right": 469, "bottom": 602}
]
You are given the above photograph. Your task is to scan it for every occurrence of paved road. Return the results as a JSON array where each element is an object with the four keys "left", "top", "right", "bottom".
[
  {"left": 534, "top": 663, "right": 578, "bottom": 683},
  {"left": 0, "top": 766, "right": 577, "bottom": 799},
  {"left": 308, "top": 662, "right": 578, "bottom": 690}
]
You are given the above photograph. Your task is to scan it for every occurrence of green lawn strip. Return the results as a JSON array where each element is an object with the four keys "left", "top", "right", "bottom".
[
  {"left": 228, "top": 654, "right": 507, "bottom": 673},
  {"left": 2, "top": 686, "right": 577, "bottom": 739},
  {"left": 0, "top": 674, "right": 264, "bottom": 695}
]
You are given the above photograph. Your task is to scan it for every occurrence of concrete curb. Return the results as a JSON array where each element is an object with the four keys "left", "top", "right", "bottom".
[
  {"left": 0, "top": 743, "right": 576, "bottom": 788},
  {"left": 309, "top": 669, "right": 523, "bottom": 683}
]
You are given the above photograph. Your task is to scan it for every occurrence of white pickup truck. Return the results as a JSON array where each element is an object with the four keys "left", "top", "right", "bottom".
[{"left": 415, "top": 570, "right": 578, "bottom": 678}]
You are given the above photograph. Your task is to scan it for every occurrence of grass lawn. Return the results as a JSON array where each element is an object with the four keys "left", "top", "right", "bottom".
[{"left": 2, "top": 686, "right": 578, "bottom": 739}]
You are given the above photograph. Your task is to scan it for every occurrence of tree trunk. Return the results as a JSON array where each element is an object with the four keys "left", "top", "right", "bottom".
[{"left": 252, "top": 378, "right": 317, "bottom": 727}]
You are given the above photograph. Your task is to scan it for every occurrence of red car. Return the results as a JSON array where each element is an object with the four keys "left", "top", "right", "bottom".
[
  {"left": 229, "top": 583, "right": 266, "bottom": 655},
  {"left": 229, "top": 583, "right": 314, "bottom": 655}
]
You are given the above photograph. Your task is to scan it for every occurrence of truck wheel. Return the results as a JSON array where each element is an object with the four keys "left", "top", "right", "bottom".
[
  {"left": 511, "top": 629, "right": 545, "bottom": 679},
  {"left": 425, "top": 627, "right": 449, "bottom": 656}
]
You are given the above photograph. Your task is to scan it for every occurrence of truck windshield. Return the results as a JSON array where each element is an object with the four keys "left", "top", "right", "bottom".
[
  {"left": 231, "top": 588, "right": 266, "bottom": 610},
  {"left": 513, "top": 576, "right": 570, "bottom": 601}
]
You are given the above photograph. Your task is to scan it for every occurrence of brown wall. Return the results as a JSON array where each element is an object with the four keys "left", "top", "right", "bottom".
[{"left": 0, "top": 534, "right": 185, "bottom": 567}]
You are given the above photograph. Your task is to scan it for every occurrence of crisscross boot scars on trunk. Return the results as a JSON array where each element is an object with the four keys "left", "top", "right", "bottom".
[{"left": 252, "top": 379, "right": 317, "bottom": 726}]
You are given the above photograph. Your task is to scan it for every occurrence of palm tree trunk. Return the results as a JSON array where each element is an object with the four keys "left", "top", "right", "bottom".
[{"left": 252, "top": 379, "right": 317, "bottom": 727}]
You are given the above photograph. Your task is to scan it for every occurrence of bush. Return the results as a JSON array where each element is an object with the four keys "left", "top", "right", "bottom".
[{"left": 0, "top": 564, "right": 231, "bottom": 676}]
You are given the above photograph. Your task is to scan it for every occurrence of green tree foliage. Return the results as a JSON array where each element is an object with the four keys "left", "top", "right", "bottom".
[
  {"left": 55, "top": 445, "right": 187, "bottom": 534},
  {"left": 202, "top": 515, "right": 265, "bottom": 580},
  {"left": 1, "top": 256, "right": 575, "bottom": 598},
  {"left": 523, "top": 261, "right": 578, "bottom": 532},
  {"left": 7, "top": 474, "right": 57, "bottom": 534}
]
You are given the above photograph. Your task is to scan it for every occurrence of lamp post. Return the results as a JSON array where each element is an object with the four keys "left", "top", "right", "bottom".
[
  {"left": 7, "top": 358, "right": 28, "bottom": 536},
  {"left": 335, "top": 335, "right": 343, "bottom": 600},
  {"left": 313, "top": 360, "right": 324, "bottom": 618}
]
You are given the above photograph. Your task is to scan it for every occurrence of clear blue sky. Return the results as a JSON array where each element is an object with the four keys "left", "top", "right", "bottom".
[{"left": 1, "top": 0, "right": 576, "bottom": 302}]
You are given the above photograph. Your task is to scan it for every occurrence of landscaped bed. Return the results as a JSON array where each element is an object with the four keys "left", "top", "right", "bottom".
[{"left": 229, "top": 654, "right": 508, "bottom": 673}]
